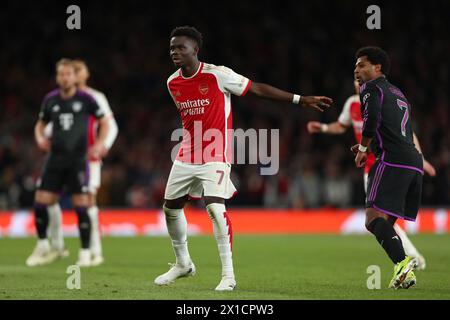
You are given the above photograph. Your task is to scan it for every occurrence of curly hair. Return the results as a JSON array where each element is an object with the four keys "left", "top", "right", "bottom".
[
  {"left": 356, "top": 46, "right": 391, "bottom": 75},
  {"left": 170, "top": 26, "right": 203, "bottom": 49}
]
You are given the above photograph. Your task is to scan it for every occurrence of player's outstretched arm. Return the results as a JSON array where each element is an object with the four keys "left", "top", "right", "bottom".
[
  {"left": 34, "top": 120, "right": 50, "bottom": 152},
  {"left": 248, "top": 82, "right": 333, "bottom": 112},
  {"left": 307, "top": 121, "right": 348, "bottom": 135}
]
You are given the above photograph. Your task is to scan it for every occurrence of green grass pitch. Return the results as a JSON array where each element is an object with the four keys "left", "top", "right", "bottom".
[{"left": 1, "top": 234, "right": 449, "bottom": 299}]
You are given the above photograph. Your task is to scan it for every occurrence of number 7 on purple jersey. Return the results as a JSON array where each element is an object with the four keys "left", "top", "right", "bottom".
[{"left": 397, "top": 99, "right": 409, "bottom": 137}]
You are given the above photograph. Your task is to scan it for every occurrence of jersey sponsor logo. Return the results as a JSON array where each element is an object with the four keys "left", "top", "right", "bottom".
[
  {"left": 175, "top": 99, "right": 210, "bottom": 111},
  {"left": 363, "top": 93, "right": 370, "bottom": 104},
  {"left": 198, "top": 83, "right": 209, "bottom": 95},
  {"left": 59, "top": 113, "right": 74, "bottom": 131},
  {"left": 72, "top": 102, "right": 82, "bottom": 112},
  {"left": 52, "top": 105, "right": 60, "bottom": 112}
]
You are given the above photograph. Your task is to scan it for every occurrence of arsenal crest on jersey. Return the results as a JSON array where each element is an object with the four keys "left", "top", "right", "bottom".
[{"left": 199, "top": 83, "right": 209, "bottom": 95}]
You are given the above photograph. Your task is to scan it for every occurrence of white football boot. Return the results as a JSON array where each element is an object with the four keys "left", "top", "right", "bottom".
[
  {"left": 91, "top": 255, "right": 105, "bottom": 267},
  {"left": 76, "top": 249, "right": 92, "bottom": 267},
  {"left": 54, "top": 248, "right": 70, "bottom": 259},
  {"left": 215, "top": 276, "right": 236, "bottom": 291},
  {"left": 26, "top": 240, "right": 60, "bottom": 267},
  {"left": 154, "top": 261, "right": 196, "bottom": 285}
]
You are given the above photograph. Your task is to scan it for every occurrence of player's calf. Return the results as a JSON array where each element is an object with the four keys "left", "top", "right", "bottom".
[{"left": 206, "top": 202, "right": 236, "bottom": 290}]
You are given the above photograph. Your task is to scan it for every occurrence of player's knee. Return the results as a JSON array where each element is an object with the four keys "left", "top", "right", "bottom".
[
  {"left": 88, "top": 193, "right": 97, "bottom": 207},
  {"left": 72, "top": 194, "right": 89, "bottom": 207},
  {"left": 365, "top": 218, "right": 374, "bottom": 232},
  {"left": 164, "top": 196, "right": 187, "bottom": 210},
  {"left": 204, "top": 197, "right": 224, "bottom": 206},
  {"left": 365, "top": 209, "right": 387, "bottom": 232},
  {"left": 34, "top": 191, "right": 57, "bottom": 205},
  {"left": 163, "top": 202, "right": 184, "bottom": 220}
]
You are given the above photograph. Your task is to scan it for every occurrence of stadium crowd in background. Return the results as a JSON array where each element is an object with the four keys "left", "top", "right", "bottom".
[{"left": 0, "top": 1, "right": 449, "bottom": 209}]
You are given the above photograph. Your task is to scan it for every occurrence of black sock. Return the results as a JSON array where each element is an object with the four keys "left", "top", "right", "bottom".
[
  {"left": 75, "top": 207, "right": 91, "bottom": 249},
  {"left": 367, "top": 217, "right": 406, "bottom": 264},
  {"left": 34, "top": 203, "right": 49, "bottom": 239}
]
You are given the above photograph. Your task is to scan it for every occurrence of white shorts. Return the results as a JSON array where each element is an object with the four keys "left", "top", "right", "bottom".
[
  {"left": 164, "top": 161, "right": 237, "bottom": 200},
  {"left": 87, "top": 161, "right": 101, "bottom": 194}
]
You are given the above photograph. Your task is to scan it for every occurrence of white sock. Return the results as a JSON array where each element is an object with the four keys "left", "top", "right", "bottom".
[
  {"left": 47, "top": 203, "right": 64, "bottom": 251},
  {"left": 163, "top": 206, "right": 191, "bottom": 267},
  {"left": 88, "top": 206, "right": 102, "bottom": 257},
  {"left": 394, "top": 224, "right": 420, "bottom": 257},
  {"left": 206, "top": 203, "right": 234, "bottom": 278}
]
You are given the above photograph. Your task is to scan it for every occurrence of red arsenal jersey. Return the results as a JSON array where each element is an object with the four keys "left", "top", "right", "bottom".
[{"left": 167, "top": 62, "right": 252, "bottom": 164}]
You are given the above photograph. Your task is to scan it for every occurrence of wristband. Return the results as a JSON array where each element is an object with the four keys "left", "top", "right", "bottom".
[
  {"left": 292, "top": 94, "right": 301, "bottom": 104},
  {"left": 358, "top": 144, "right": 368, "bottom": 153},
  {"left": 320, "top": 124, "right": 329, "bottom": 133}
]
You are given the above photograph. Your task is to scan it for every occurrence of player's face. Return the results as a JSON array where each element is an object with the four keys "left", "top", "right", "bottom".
[
  {"left": 75, "top": 66, "right": 89, "bottom": 86},
  {"left": 56, "top": 65, "right": 77, "bottom": 90},
  {"left": 354, "top": 56, "right": 379, "bottom": 84},
  {"left": 170, "top": 36, "right": 198, "bottom": 67}
]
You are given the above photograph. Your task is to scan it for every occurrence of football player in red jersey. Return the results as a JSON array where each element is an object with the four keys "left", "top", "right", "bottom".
[{"left": 154, "top": 26, "right": 333, "bottom": 291}]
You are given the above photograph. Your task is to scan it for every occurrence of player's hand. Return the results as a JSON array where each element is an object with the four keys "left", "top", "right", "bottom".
[
  {"left": 423, "top": 159, "right": 436, "bottom": 177},
  {"left": 89, "top": 143, "right": 108, "bottom": 160},
  {"left": 350, "top": 144, "right": 359, "bottom": 155},
  {"left": 307, "top": 121, "right": 323, "bottom": 133},
  {"left": 355, "top": 151, "right": 367, "bottom": 168},
  {"left": 300, "top": 96, "right": 333, "bottom": 112},
  {"left": 36, "top": 136, "right": 51, "bottom": 152}
]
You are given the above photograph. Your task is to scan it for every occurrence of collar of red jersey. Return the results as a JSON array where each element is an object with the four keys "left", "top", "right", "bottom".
[{"left": 179, "top": 62, "right": 203, "bottom": 79}]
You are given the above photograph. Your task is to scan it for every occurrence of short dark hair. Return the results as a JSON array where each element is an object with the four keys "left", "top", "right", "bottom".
[
  {"left": 170, "top": 26, "right": 203, "bottom": 49},
  {"left": 355, "top": 46, "right": 391, "bottom": 75}
]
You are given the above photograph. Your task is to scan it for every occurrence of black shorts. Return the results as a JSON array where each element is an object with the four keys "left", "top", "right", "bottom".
[
  {"left": 366, "top": 160, "right": 423, "bottom": 221},
  {"left": 37, "top": 155, "right": 89, "bottom": 194}
]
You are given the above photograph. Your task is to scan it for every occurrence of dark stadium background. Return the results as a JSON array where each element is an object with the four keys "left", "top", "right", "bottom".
[{"left": 0, "top": 0, "right": 449, "bottom": 209}]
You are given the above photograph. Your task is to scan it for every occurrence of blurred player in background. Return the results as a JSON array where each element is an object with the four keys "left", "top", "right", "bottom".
[
  {"left": 353, "top": 46, "right": 426, "bottom": 289},
  {"left": 307, "top": 79, "right": 436, "bottom": 270},
  {"left": 44, "top": 60, "right": 119, "bottom": 267},
  {"left": 26, "top": 59, "right": 110, "bottom": 267},
  {"left": 155, "top": 26, "right": 333, "bottom": 291}
]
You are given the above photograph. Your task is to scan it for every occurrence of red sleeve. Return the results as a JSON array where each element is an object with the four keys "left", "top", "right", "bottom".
[{"left": 241, "top": 79, "right": 252, "bottom": 96}]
